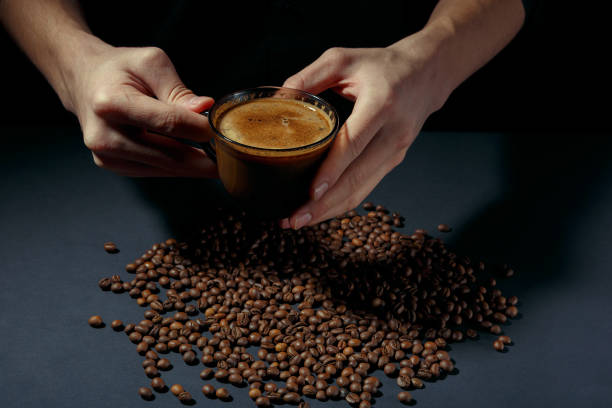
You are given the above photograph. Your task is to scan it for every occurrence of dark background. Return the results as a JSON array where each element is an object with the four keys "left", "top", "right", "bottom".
[
  {"left": 0, "top": 1, "right": 609, "bottom": 132},
  {"left": 2, "top": 2, "right": 612, "bottom": 408}
]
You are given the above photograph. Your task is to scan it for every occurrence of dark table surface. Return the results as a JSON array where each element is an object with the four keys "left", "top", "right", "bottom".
[{"left": 1, "top": 125, "right": 611, "bottom": 408}]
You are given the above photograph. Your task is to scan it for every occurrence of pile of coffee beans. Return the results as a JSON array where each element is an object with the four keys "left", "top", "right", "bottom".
[{"left": 93, "top": 203, "right": 519, "bottom": 406}]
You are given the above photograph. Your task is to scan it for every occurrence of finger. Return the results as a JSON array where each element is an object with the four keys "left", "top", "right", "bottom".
[
  {"left": 85, "top": 120, "right": 217, "bottom": 177},
  {"left": 94, "top": 89, "right": 215, "bottom": 142},
  {"left": 136, "top": 47, "right": 215, "bottom": 112},
  {"left": 93, "top": 152, "right": 217, "bottom": 178},
  {"left": 283, "top": 47, "right": 354, "bottom": 95},
  {"left": 92, "top": 152, "right": 176, "bottom": 177},
  {"left": 288, "top": 127, "right": 412, "bottom": 229},
  {"left": 309, "top": 89, "right": 387, "bottom": 201}
]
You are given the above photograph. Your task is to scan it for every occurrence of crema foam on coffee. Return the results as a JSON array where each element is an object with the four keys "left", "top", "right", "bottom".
[{"left": 217, "top": 98, "right": 332, "bottom": 149}]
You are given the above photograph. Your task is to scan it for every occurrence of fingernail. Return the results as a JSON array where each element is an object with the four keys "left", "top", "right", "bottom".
[
  {"left": 292, "top": 212, "right": 312, "bottom": 230},
  {"left": 279, "top": 218, "right": 290, "bottom": 229},
  {"left": 313, "top": 182, "right": 328, "bottom": 201},
  {"left": 190, "top": 96, "right": 203, "bottom": 105}
]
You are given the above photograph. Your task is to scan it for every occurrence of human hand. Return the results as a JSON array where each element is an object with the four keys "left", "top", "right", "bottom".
[
  {"left": 63, "top": 45, "right": 216, "bottom": 177},
  {"left": 280, "top": 40, "right": 450, "bottom": 229}
]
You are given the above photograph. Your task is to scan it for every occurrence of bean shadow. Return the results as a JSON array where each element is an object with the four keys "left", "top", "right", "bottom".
[{"left": 448, "top": 133, "right": 612, "bottom": 296}]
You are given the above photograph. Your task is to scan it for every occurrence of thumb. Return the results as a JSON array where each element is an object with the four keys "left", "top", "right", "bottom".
[
  {"left": 138, "top": 48, "right": 215, "bottom": 113},
  {"left": 283, "top": 47, "right": 352, "bottom": 95},
  {"left": 165, "top": 87, "right": 215, "bottom": 114}
]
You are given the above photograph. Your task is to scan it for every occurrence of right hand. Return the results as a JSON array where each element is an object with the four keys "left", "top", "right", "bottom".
[{"left": 63, "top": 45, "right": 217, "bottom": 177}]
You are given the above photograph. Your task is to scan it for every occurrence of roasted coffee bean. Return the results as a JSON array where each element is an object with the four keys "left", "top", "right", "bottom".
[
  {"left": 156, "top": 358, "right": 171, "bottom": 370},
  {"left": 215, "top": 387, "right": 230, "bottom": 400},
  {"left": 90, "top": 205, "right": 522, "bottom": 405},
  {"left": 170, "top": 384, "right": 184, "bottom": 396},
  {"left": 151, "top": 377, "right": 165, "bottom": 391},
  {"left": 498, "top": 335, "right": 512, "bottom": 344},
  {"left": 411, "top": 378, "right": 424, "bottom": 389},
  {"left": 283, "top": 392, "right": 300, "bottom": 404},
  {"left": 398, "top": 391, "right": 413, "bottom": 404},
  {"left": 110, "top": 319, "right": 123, "bottom": 331},
  {"left": 138, "top": 386, "right": 153, "bottom": 400},
  {"left": 201, "top": 384, "right": 215, "bottom": 397},
  {"left": 397, "top": 375, "right": 411, "bottom": 389},
  {"left": 345, "top": 392, "right": 360, "bottom": 405},
  {"left": 215, "top": 369, "right": 229, "bottom": 381},
  {"left": 182, "top": 350, "right": 196, "bottom": 365},
  {"left": 256, "top": 396, "right": 271, "bottom": 407},
  {"left": 178, "top": 391, "right": 192, "bottom": 403},
  {"left": 437, "top": 224, "right": 452, "bottom": 233},
  {"left": 383, "top": 362, "right": 397, "bottom": 376},
  {"left": 199, "top": 368, "right": 214, "bottom": 379},
  {"left": 88, "top": 315, "right": 104, "bottom": 328},
  {"left": 98, "top": 278, "right": 112, "bottom": 291},
  {"left": 302, "top": 384, "right": 316, "bottom": 397},
  {"left": 326, "top": 385, "right": 340, "bottom": 399},
  {"left": 104, "top": 242, "right": 119, "bottom": 253},
  {"left": 144, "top": 366, "right": 159, "bottom": 378},
  {"left": 493, "top": 340, "right": 505, "bottom": 352},
  {"left": 249, "top": 388, "right": 262, "bottom": 399},
  {"left": 228, "top": 373, "right": 243, "bottom": 385}
]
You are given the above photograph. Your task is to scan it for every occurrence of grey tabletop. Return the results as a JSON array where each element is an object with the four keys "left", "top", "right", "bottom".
[{"left": 1, "top": 125, "right": 611, "bottom": 408}]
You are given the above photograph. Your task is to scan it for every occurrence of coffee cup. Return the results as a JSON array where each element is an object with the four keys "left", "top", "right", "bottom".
[{"left": 200, "top": 86, "right": 339, "bottom": 218}]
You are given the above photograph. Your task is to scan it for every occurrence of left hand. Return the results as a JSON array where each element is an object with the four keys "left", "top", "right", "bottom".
[{"left": 280, "top": 41, "right": 450, "bottom": 229}]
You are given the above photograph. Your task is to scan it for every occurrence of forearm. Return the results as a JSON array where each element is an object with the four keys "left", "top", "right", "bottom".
[
  {"left": 0, "top": 0, "right": 109, "bottom": 110},
  {"left": 390, "top": 0, "right": 525, "bottom": 111}
]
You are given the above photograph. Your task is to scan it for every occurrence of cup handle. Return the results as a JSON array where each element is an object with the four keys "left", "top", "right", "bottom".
[{"left": 199, "top": 111, "right": 217, "bottom": 163}]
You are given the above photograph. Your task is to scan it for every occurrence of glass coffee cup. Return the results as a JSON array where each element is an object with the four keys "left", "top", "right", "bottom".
[{"left": 200, "top": 86, "right": 339, "bottom": 219}]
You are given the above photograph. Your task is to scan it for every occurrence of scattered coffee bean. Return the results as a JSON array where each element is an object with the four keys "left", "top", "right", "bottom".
[
  {"left": 498, "top": 335, "right": 512, "bottom": 345},
  {"left": 170, "top": 384, "right": 184, "bottom": 396},
  {"left": 493, "top": 340, "right": 505, "bottom": 352},
  {"left": 110, "top": 319, "right": 123, "bottom": 331},
  {"left": 398, "top": 391, "right": 413, "bottom": 404},
  {"left": 178, "top": 391, "right": 192, "bottom": 403},
  {"left": 216, "top": 387, "right": 230, "bottom": 400},
  {"left": 88, "top": 315, "right": 104, "bottom": 328},
  {"left": 256, "top": 396, "right": 271, "bottom": 407},
  {"left": 103, "top": 242, "right": 119, "bottom": 253},
  {"left": 144, "top": 366, "right": 159, "bottom": 378},
  {"left": 201, "top": 384, "right": 215, "bottom": 397},
  {"left": 182, "top": 350, "right": 196, "bottom": 365},
  {"left": 151, "top": 377, "right": 165, "bottom": 391},
  {"left": 437, "top": 223, "right": 452, "bottom": 233},
  {"left": 138, "top": 386, "right": 153, "bottom": 400},
  {"left": 91, "top": 204, "right": 522, "bottom": 405},
  {"left": 156, "top": 358, "right": 171, "bottom": 370},
  {"left": 98, "top": 278, "right": 112, "bottom": 291}
]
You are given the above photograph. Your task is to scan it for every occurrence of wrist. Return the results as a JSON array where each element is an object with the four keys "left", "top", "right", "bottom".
[
  {"left": 388, "top": 21, "right": 457, "bottom": 115},
  {"left": 50, "top": 30, "right": 112, "bottom": 113}
]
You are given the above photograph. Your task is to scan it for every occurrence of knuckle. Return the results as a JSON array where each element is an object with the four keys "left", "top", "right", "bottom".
[
  {"left": 90, "top": 89, "right": 116, "bottom": 117},
  {"left": 155, "top": 109, "right": 179, "bottom": 134},
  {"left": 323, "top": 47, "right": 351, "bottom": 68},
  {"left": 140, "top": 46, "right": 169, "bottom": 65},
  {"left": 83, "top": 128, "right": 122, "bottom": 154}
]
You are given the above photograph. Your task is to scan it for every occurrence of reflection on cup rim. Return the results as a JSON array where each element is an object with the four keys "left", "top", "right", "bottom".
[{"left": 208, "top": 86, "right": 340, "bottom": 154}]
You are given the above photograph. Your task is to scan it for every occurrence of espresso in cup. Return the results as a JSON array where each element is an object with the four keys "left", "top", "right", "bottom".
[
  {"left": 206, "top": 87, "right": 338, "bottom": 218},
  {"left": 217, "top": 98, "right": 333, "bottom": 149}
]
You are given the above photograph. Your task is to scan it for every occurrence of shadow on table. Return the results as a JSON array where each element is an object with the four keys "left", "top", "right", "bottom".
[
  {"left": 126, "top": 177, "right": 239, "bottom": 240},
  {"left": 449, "top": 133, "right": 612, "bottom": 294}
]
